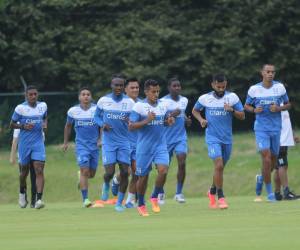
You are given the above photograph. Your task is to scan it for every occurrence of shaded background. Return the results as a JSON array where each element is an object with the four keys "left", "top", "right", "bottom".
[{"left": 0, "top": 0, "right": 299, "bottom": 145}]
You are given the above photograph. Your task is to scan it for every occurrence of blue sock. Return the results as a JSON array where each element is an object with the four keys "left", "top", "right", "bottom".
[
  {"left": 256, "top": 175, "right": 263, "bottom": 196},
  {"left": 103, "top": 182, "right": 109, "bottom": 191},
  {"left": 176, "top": 183, "right": 183, "bottom": 195},
  {"left": 265, "top": 183, "right": 273, "bottom": 195},
  {"left": 117, "top": 192, "right": 125, "bottom": 206},
  {"left": 81, "top": 189, "right": 88, "bottom": 201},
  {"left": 151, "top": 186, "right": 163, "bottom": 198},
  {"left": 137, "top": 194, "right": 145, "bottom": 207}
]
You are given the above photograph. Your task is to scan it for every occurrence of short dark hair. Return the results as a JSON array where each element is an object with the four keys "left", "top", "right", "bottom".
[
  {"left": 25, "top": 85, "right": 38, "bottom": 93},
  {"left": 125, "top": 77, "right": 139, "bottom": 87},
  {"left": 168, "top": 77, "right": 180, "bottom": 86},
  {"left": 212, "top": 74, "right": 226, "bottom": 82},
  {"left": 144, "top": 79, "right": 159, "bottom": 90},
  {"left": 111, "top": 73, "right": 125, "bottom": 82},
  {"left": 262, "top": 64, "right": 275, "bottom": 70},
  {"left": 78, "top": 87, "right": 91, "bottom": 95}
]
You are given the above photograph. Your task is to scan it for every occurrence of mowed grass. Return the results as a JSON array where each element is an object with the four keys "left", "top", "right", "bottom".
[
  {"left": 0, "top": 132, "right": 300, "bottom": 250},
  {"left": 1, "top": 197, "right": 300, "bottom": 250}
]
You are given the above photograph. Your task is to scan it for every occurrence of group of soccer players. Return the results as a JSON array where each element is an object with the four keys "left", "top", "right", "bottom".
[{"left": 10, "top": 63, "right": 298, "bottom": 216}]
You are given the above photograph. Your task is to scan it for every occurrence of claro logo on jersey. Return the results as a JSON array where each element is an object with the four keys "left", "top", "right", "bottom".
[
  {"left": 209, "top": 110, "right": 228, "bottom": 116},
  {"left": 147, "top": 118, "right": 164, "bottom": 125},
  {"left": 77, "top": 120, "right": 95, "bottom": 126},
  {"left": 106, "top": 112, "right": 127, "bottom": 120},
  {"left": 259, "top": 99, "right": 276, "bottom": 105},
  {"left": 25, "top": 119, "right": 42, "bottom": 124}
]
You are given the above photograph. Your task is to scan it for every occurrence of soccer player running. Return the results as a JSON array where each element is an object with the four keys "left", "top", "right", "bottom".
[
  {"left": 94, "top": 75, "right": 135, "bottom": 212},
  {"left": 129, "top": 79, "right": 175, "bottom": 216},
  {"left": 245, "top": 64, "right": 290, "bottom": 202},
  {"left": 111, "top": 77, "right": 141, "bottom": 208},
  {"left": 10, "top": 128, "right": 37, "bottom": 208},
  {"left": 10, "top": 85, "right": 47, "bottom": 209},
  {"left": 158, "top": 78, "right": 191, "bottom": 203},
  {"left": 63, "top": 87, "right": 101, "bottom": 207},
  {"left": 192, "top": 74, "right": 245, "bottom": 209}
]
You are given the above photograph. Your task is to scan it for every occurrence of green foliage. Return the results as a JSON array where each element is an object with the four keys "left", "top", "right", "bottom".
[{"left": 0, "top": 0, "right": 300, "bottom": 125}]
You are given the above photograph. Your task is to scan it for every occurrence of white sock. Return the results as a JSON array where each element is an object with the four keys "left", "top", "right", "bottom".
[{"left": 126, "top": 192, "right": 135, "bottom": 203}]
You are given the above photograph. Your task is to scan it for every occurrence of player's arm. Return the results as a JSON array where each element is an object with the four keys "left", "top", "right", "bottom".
[
  {"left": 192, "top": 108, "right": 207, "bottom": 128},
  {"left": 129, "top": 111, "right": 155, "bottom": 130},
  {"left": 9, "top": 137, "right": 18, "bottom": 165},
  {"left": 62, "top": 122, "right": 72, "bottom": 152},
  {"left": 270, "top": 101, "right": 291, "bottom": 112},
  {"left": 97, "top": 128, "right": 102, "bottom": 147},
  {"left": 224, "top": 97, "right": 245, "bottom": 120},
  {"left": 185, "top": 114, "right": 192, "bottom": 127}
]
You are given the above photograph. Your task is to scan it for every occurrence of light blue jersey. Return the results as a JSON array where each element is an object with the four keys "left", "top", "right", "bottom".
[
  {"left": 67, "top": 104, "right": 99, "bottom": 151},
  {"left": 160, "top": 94, "right": 188, "bottom": 144},
  {"left": 94, "top": 93, "right": 135, "bottom": 149},
  {"left": 130, "top": 99, "right": 171, "bottom": 176},
  {"left": 245, "top": 81, "right": 289, "bottom": 132},
  {"left": 11, "top": 101, "right": 47, "bottom": 164},
  {"left": 128, "top": 97, "right": 142, "bottom": 151},
  {"left": 194, "top": 91, "right": 243, "bottom": 144}
]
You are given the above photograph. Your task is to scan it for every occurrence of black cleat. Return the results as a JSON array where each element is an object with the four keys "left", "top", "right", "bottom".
[
  {"left": 284, "top": 191, "right": 300, "bottom": 200},
  {"left": 275, "top": 192, "right": 283, "bottom": 201}
]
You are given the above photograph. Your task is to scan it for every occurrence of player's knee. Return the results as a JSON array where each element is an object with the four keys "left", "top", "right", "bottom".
[
  {"left": 35, "top": 166, "right": 44, "bottom": 175},
  {"left": 80, "top": 168, "right": 90, "bottom": 177},
  {"left": 104, "top": 172, "right": 114, "bottom": 181},
  {"left": 158, "top": 167, "right": 168, "bottom": 175},
  {"left": 89, "top": 170, "right": 96, "bottom": 178},
  {"left": 120, "top": 168, "right": 129, "bottom": 179}
]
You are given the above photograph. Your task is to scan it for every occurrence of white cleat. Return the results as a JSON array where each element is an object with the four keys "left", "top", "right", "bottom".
[
  {"left": 174, "top": 193, "right": 186, "bottom": 203},
  {"left": 19, "top": 193, "right": 28, "bottom": 208},
  {"left": 157, "top": 193, "right": 165, "bottom": 205},
  {"left": 35, "top": 199, "right": 45, "bottom": 209}
]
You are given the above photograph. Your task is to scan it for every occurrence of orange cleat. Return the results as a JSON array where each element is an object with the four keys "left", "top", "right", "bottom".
[
  {"left": 207, "top": 191, "right": 217, "bottom": 209},
  {"left": 218, "top": 197, "right": 228, "bottom": 209},
  {"left": 149, "top": 198, "right": 160, "bottom": 213},
  {"left": 137, "top": 205, "right": 149, "bottom": 217},
  {"left": 91, "top": 200, "right": 104, "bottom": 208}
]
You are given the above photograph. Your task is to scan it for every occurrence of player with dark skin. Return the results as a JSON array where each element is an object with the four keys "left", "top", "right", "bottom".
[{"left": 10, "top": 87, "right": 47, "bottom": 208}]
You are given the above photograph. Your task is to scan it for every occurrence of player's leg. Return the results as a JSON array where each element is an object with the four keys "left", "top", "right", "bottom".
[
  {"left": 115, "top": 163, "right": 129, "bottom": 211},
  {"left": 256, "top": 131, "right": 275, "bottom": 201},
  {"left": 29, "top": 162, "right": 37, "bottom": 208},
  {"left": 18, "top": 145, "right": 31, "bottom": 208},
  {"left": 32, "top": 160, "right": 45, "bottom": 209},
  {"left": 125, "top": 158, "right": 138, "bottom": 208},
  {"left": 80, "top": 167, "right": 92, "bottom": 207},
  {"left": 174, "top": 140, "right": 188, "bottom": 203},
  {"left": 101, "top": 146, "right": 116, "bottom": 201}
]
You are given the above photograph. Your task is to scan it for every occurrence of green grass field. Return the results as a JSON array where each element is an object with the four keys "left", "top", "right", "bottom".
[{"left": 0, "top": 132, "right": 300, "bottom": 249}]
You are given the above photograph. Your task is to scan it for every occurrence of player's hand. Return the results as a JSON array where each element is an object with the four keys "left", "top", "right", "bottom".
[
  {"left": 146, "top": 111, "right": 156, "bottom": 122},
  {"left": 254, "top": 106, "right": 263, "bottom": 113},
  {"left": 224, "top": 103, "right": 234, "bottom": 112},
  {"left": 103, "top": 123, "right": 112, "bottom": 131},
  {"left": 166, "top": 115, "right": 175, "bottom": 126},
  {"left": 23, "top": 123, "right": 34, "bottom": 130},
  {"left": 294, "top": 136, "right": 300, "bottom": 143},
  {"left": 172, "top": 109, "right": 181, "bottom": 117},
  {"left": 185, "top": 116, "right": 192, "bottom": 127},
  {"left": 62, "top": 143, "right": 68, "bottom": 152},
  {"left": 199, "top": 118, "right": 207, "bottom": 128},
  {"left": 9, "top": 157, "right": 16, "bottom": 165},
  {"left": 270, "top": 104, "right": 280, "bottom": 112}
]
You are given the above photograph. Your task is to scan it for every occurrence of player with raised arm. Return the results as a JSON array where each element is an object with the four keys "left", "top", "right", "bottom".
[
  {"left": 158, "top": 78, "right": 191, "bottom": 204},
  {"left": 63, "top": 87, "right": 101, "bottom": 207},
  {"left": 129, "top": 79, "right": 175, "bottom": 216},
  {"left": 10, "top": 85, "right": 47, "bottom": 209},
  {"left": 192, "top": 74, "right": 245, "bottom": 209},
  {"left": 94, "top": 75, "right": 135, "bottom": 212},
  {"left": 245, "top": 64, "right": 290, "bottom": 202}
]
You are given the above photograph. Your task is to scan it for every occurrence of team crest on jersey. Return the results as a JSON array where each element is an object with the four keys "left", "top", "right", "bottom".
[
  {"left": 38, "top": 107, "right": 44, "bottom": 113},
  {"left": 273, "top": 87, "right": 279, "bottom": 95},
  {"left": 159, "top": 106, "right": 165, "bottom": 113},
  {"left": 122, "top": 103, "right": 127, "bottom": 110}
]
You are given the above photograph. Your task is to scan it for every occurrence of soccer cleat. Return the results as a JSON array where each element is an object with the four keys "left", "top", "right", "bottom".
[
  {"left": 267, "top": 193, "right": 276, "bottom": 202},
  {"left": 83, "top": 198, "right": 92, "bottom": 208},
  {"left": 34, "top": 199, "right": 45, "bottom": 209},
  {"left": 218, "top": 197, "right": 228, "bottom": 209},
  {"left": 174, "top": 193, "right": 186, "bottom": 203},
  {"left": 30, "top": 195, "right": 36, "bottom": 208},
  {"left": 149, "top": 198, "right": 160, "bottom": 213},
  {"left": 157, "top": 193, "right": 165, "bottom": 205},
  {"left": 101, "top": 183, "right": 109, "bottom": 201},
  {"left": 115, "top": 204, "right": 125, "bottom": 212},
  {"left": 284, "top": 191, "right": 300, "bottom": 200},
  {"left": 19, "top": 193, "right": 28, "bottom": 208},
  {"left": 275, "top": 192, "right": 283, "bottom": 201},
  {"left": 137, "top": 205, "right": 149, "bottom": 217},
  {"left": 111, "top": 176, "right": 119, "bottom": 196},
  {"left": 91, "top": 200, "right": 104, "bottom": 208},
  {"left": 255, "top": 174, "right": 263, "bottom": 196},
  {"left": 207, "top": 191, "right": 217, "bottom": 209},
  {"left": 254, "top": 196, "right": 263, "bottom": 202},
  {"left": 125, "top": 201, "right": 135, "bottom": 208}
]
